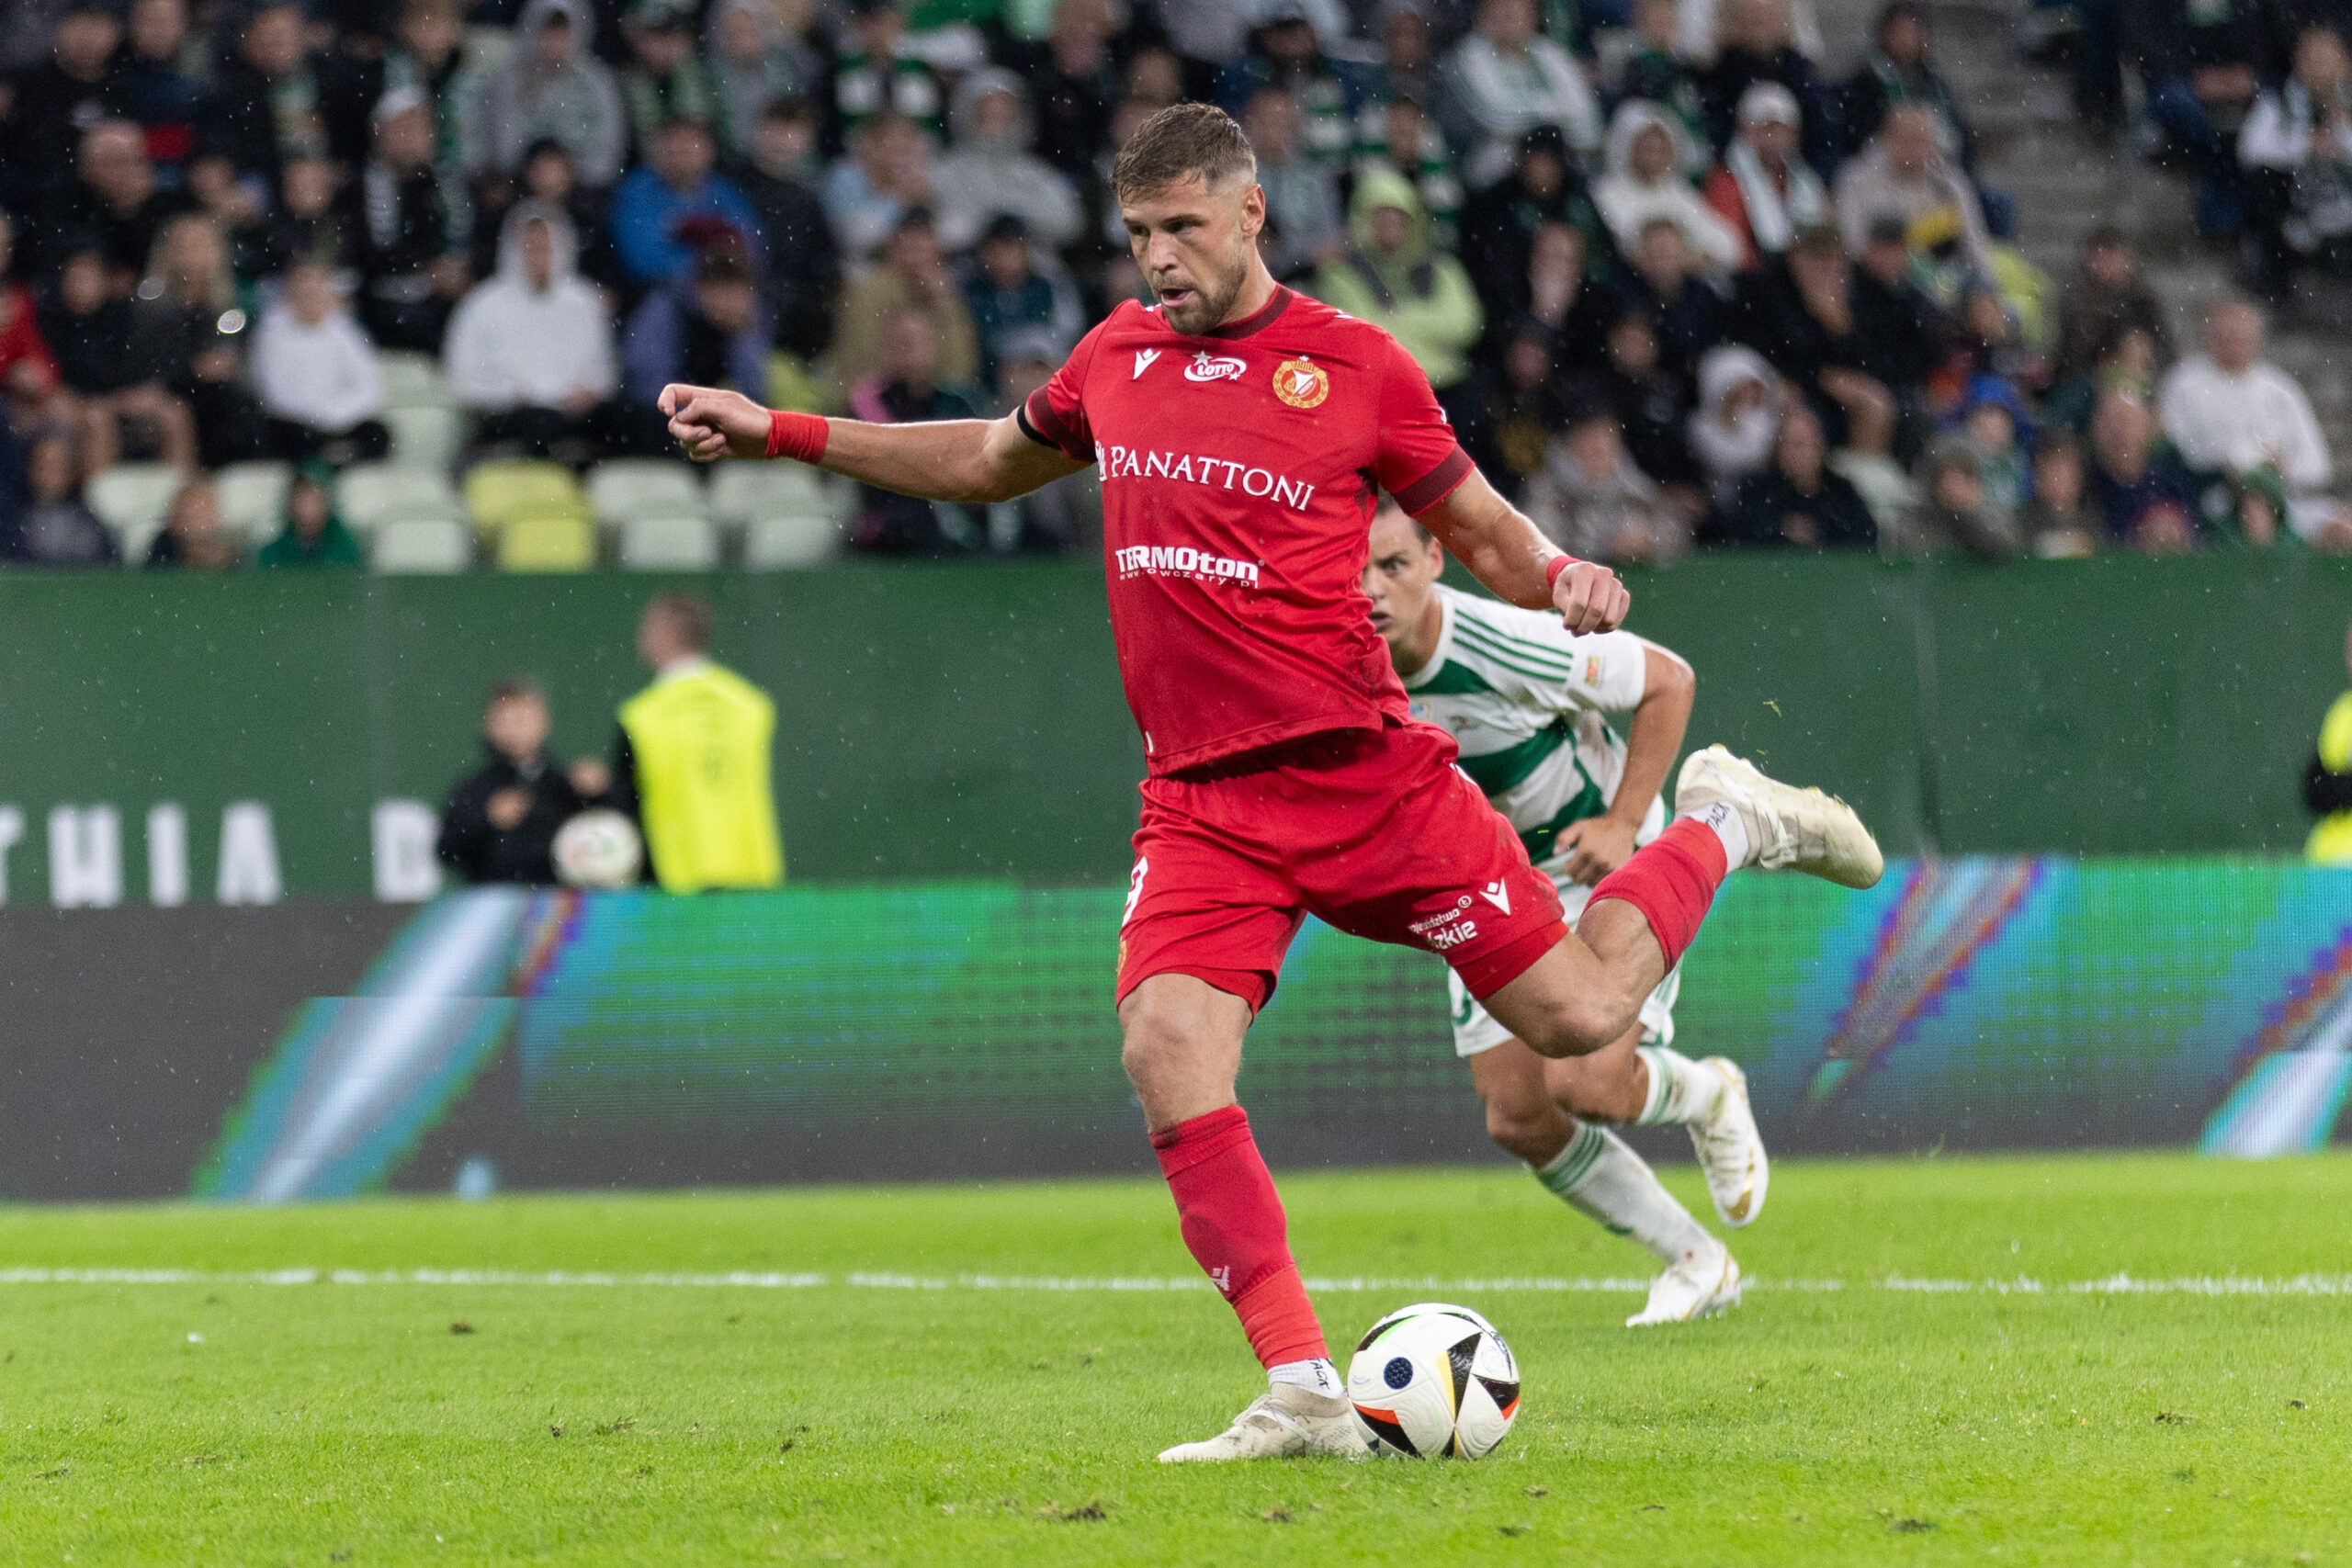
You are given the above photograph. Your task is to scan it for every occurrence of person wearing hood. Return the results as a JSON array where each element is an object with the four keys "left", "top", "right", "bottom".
[
  {"left": 257, "top": 463, "right": 365, "bottom": 570},
  {"left": 1832, "top": 102, "right": 1989, "bottom": 279},
  {"left": 460, "top": 0, "right": 628, "bottom": 189},
  {"left": 1457, "top": 123, "right": 1611, "bottom": 333},
  {"left": 1308, "top": 166, "right": 1483, "bottom": 396},
  {"left": 705, "top": 0, "right": 820, "bottom": 160},
  {"left": 445, "top": 201, "right": 620, "bottom": 456},
  {"left": 1595, "top": 102, "right": 1743, "bottom": 276},
  {"left": 933, "top": 69, "right": 1083, "bottom": 254},
  {"left": 1442, "top": 0, "right": 1604, "bottom": 186},
  {"left": 609, "top": 117, "right": 763, "bottom": 287},
  {"left": 1687, "top": 343, "right": 1782, "bottom": 508},
  {"left": 1703, "top": 83, "right": 1828, "bottom": 271}
]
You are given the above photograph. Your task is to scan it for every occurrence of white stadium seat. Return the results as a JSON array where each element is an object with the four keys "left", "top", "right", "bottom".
[
  {"left": 370, "top": 515, "right": 472, "bottom": 573},
  {"left": 742, "top": 510, "right": 841, "bottom": 569},
  {"left": 384, "top": 404, "right": 460, "bottom": 472},
  {"left": 87, "top": 462, "right": 183, "bottom": 536},
  {"left": 377, "top": 351, "right": 452, "bottom": 410},
  {"left": 618, "top": 513, "right": 720, "bottom": 570},
  {"left": 214, "top": 461, "right": 292, "bottom": 543},
  {"left": 589, "top": 459, "right": 707, "bottom": 523},
  {"left": 337, "top": 463, "right": 463, "bottom": 531},
  {"left": 709, "top": 462, "right": 827, "bottom": 526}
]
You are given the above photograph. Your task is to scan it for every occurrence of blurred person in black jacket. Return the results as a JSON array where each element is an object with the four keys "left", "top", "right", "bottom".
[{"left": 437, "top": 679, "right": 613, "bottom": 885}]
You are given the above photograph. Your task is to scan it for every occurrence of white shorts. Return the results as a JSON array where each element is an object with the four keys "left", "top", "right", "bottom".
[{"left": 1446, "top": 874, "right": 1679, "bottom": 1056}]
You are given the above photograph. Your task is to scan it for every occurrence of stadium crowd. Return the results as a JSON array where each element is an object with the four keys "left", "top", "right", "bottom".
[{"left": 1, "top": 0, "right": 2348, "bottom": 568}]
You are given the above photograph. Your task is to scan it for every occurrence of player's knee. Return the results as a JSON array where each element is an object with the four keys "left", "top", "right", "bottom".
[
  {"left": 1119, "top": 999, "right": 1204, "bottom": 1087},
  {"left": 1481, "top": 1088, "right": 1561, "bottom": 1164},
  {"left": 1510, "top": 992, "right": 1624, "bottom": 1061}
]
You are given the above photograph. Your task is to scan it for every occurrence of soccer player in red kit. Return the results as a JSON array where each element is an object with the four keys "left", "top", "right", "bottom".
[{"left": 662, "top": 104, "right": 1882, "bottom": 1461}]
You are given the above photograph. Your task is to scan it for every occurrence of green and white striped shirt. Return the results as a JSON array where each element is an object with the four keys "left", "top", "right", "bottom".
[{"left": 1400, "top": 586, "right": 1659, "bottom": 907}]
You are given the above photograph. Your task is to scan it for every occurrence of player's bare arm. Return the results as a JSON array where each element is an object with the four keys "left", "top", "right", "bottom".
[
  {"left": 1555, "top": 643, "right": 1696, "bottom": 886},
  {"left": 656, "top": 385, "right": 1088, "bottom": 503},
  {"left": 1416, "top": 468, "right": 1630, "bottom": 635}
]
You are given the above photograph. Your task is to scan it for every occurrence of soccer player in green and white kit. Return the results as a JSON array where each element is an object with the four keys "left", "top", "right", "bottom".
[{"left": 1363, "top": 501, "right": 1760, "bottom": 1325}]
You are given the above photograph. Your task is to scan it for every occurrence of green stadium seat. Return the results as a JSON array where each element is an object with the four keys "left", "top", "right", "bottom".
[
  {"left": 370, "top": 515, "right": 472, "bottom": 573},
  {"left": 588, "top": 458, "right": 707, "bottom": 524},
  {"left": 494, "top": 511, "right": 596, "bottom": 572},
  {"left": 617, "top": 513, "right": 720, "bottom": 570},
  {"left": 466, "top": 459, "right": 585, "bottom": 532},
  {"left": 337, "top": 463, "right": 462, "bottom": 532}
]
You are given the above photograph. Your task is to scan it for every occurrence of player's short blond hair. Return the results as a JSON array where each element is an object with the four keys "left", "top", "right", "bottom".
[{"left": 1112, "top": 103, "right": 1257, "bottom": 201}]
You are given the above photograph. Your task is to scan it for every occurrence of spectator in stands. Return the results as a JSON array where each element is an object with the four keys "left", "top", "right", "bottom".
[
  {"left": 41, "top": 245, "right": 194, "bottom": 472},
  {"left": 1442, "top": 0, "right": 1603, "bottom": 186},
  {"left": 132, "top": 214, "right": 269, "bottom": 469},
  {"left": 1531, "top": 402, "right": 1688, "bottom": 564},
  {"left": 461, "top": 0, "right": 628, "bottom": 190},
  {"left": 253, "top": 262, "right": 390, "bottom": 466},
  {"left": 1513, "top": 219, "right": 1613, "bottom": 374},
  {"left": 252, "top": 155, "right": 363, "bottom": 283},
  {"left": 2158, "top": 294, "right": 2339, "bottom": 540},
  {"left": 847, "top": 307, "right": 987, "bottom": 553},
  {"left": 1620, "top": 217, "right": 1727, "bottom": 378},
  {"left": 1020, "top": 0, "right": 1117, "bottom": 184},
  {"left": 2241, "top": 23, "right": 2352, "bottom": 299},
  {"left": 1595, "top": 102, "right": 1742, "bottom": 276},
  {"left": 1701, "top": 0, "right": 1838, "bottom": 167},
  {"left": 447, "top": 202, "right": 621, "bottom": 457},
  {"left": 2053, "top": 226, "right": 2173, "bottom": 388},
  {"left": 183, "top": 152, "right": 278, "bottom": 285},
  {"left": 4, "top": 427, "right": 117, "bottom": 567},
  {"left": 831, "top": 0, "right": 944, "bottom": 141},
  {"left": 0, "top": 211, "right": 65, "bottom": 430},
  {"left": 1731, "top": 225, "right": 1903, "bottom": 452},
  {"left": 606, "top": 592, "right": 783, "bottom": 891},
  {"left": 1893, "top": 436, "right": 2020, "bottom": 558},
  {"left": 617, "top": 0, "right": 716, "bottom": 154},
  {"left": 65, "top": 120, "right": 189, "bottom": 287},
  {"left": 1618, "top": 0, "right": 1711, "bottom": 153},
  {"left": 118, "top": 0, "right": 205, "bottom": 181},
  {"left": 623, "top": 245, "right": 767, "bottom": 411},
  {"left": 613, "top": 118, "right": 762, "bottom": 289},
  {"left": 821, "top": 110, "right": 937, "bottom": 263},
  {"left": 1460, "top": 315, "right": 1573, "bottom": 502},
  {"left": 1953, "top": 377, "right": 2031, "bottom": 526},
  {"left": 831, "top": 208, "right": 978, "bottom": 402},
  {"left": 2086, "top": 388, "right": 2200, "bottom": 553},
  {"left": 1365, "top": 5, "right": 1440, "bottom": 110},
  {"left": 1311, "top": 167, "right": 1483, "bottom": 405},
  {"left": 1219, "top": 3, "right": 1362, "bottom": 169},
  {"left": 437, "top": 677, "right": 601, "bottom": 885},
  {"left": 2136, "top": 0, "right": 2266, "bottom": 241},
  {"left": 959, "top": 215, "right": 1082, "bottom": 383},
  {"left": 987, "top": 324, "right": 1094, "bottom": 552},
  {"left": 1849, "top": 211, "right": 1944, "bottom": 394},
  {"left": 2022, "top": 431, "right": 2099, "bottom": 557},
  {"left": 145, "top": 473, "right": 243, "bottom": 570},
  {"left": 2302, "top": 621, "right": 2352, "bottom": 864},
  {"left": 203, "top": 3, "right": 334, "bottom": 193},
  {"left": 352, "top": 88, "right": 475, "bottom": 354},
  {"left": 1843, "top": 2, "right": 1973, "bottom": 171},
  {"left": 1688, "top": 343, "right": 1781, "bottom": 506},
  {"left": 733, "top": 100, "right": 837, "bottom": 365},
  {"left": 1354, "top": 96, "right": 1463, "bottom": 249},
  {"left": 490, "top": 139, "right": 625, "bottom": 295},
  {"left": 1588, "top": 306, "right": 1700, "bottom": 491},
  {"left": 1, "top": 2, "right": 127, "bottom": 219},
  {"left": 1833, "top": 102, "right": 1991, "bottom": 279},
  {"left": 1243, "top": 85, "right": 1342, "bottom": 277},
  {"left": 375, "top": 0, "right": 473, "bottom": 167},
  {"left": 705, "top": 0, "right": 819, "bottom": 161},
  {"left": 934, "top": 70, "right": 1083, "bottom": 254},
  {"left": 1709, "top": 400, "right": 1875, "bottom": 548},
  {"left": 1705, "top": 83, "right": 1829, "bottom": 272},
  {"left": 257, "top": 464, "right": 364, "bottom": 569},
  {"left": 1457, "top": 125, "right": 1607, "bottom": 334},
  {"left": 1679, "top": 0, "right": 1826, "bottom": 64}
]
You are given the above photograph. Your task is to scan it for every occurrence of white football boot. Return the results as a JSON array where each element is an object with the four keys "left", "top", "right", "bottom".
[
  {"left": 1689, "top": 1056, "right": 1769, "bottom": 1227},
  {"left": 1157, "top": 1382, "right": 1370, "bottom": 1462},
  {"left": 1626, "top": 1247, "right": 1743, "bottom": 1327},
  {"left": 1675, "top": 745, "right": 1884, "bottom": 890}
]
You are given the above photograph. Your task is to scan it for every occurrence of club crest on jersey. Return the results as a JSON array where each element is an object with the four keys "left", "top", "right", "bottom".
[
  {"left": 1272, "top": 355, "right": 1329, "bottom": 409},
  {"left": 1184, "top": 351, "right": 1247, "bottom": 383}
]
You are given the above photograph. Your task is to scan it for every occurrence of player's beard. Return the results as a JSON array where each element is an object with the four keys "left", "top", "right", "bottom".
[{"left": 1156, "top": 246, "right": 1250, "bottom": 336}]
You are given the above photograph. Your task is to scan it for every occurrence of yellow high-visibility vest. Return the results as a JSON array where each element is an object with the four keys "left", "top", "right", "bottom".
[
  {"left": 618, "top": 661, "right": 784, "bottom": 892},
  {"left": 2310, "top": 691, "right": 2352, "bottom": 866}
]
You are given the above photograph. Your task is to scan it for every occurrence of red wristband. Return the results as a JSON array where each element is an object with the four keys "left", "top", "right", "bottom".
[
  {"left": 765, "top": 410, "right": 829, "bottom": 464},
  {"left": 1545, "top": 554, "right": 1581, "bottom": 592}
]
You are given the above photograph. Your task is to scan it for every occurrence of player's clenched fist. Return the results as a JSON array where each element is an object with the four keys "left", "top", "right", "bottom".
[
  {"left": 659, "top": 384, "right": 772, "bottom": 463},
  {"left": 1552, "top": 558, "right": 1630, "bottom": 635}
]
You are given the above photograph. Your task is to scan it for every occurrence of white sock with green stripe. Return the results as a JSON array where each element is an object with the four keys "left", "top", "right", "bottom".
[
  {"left": 1532, "top": 1122, "right": 1718, "bottom": 1268},
  {"left": 1633, "top": 1046, "right": 1726, "bottom": 1127}
]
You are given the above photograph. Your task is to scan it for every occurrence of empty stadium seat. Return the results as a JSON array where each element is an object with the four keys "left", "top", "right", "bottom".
[
  {"left": 618, "top": 513, "right": 720, "bottom": 570},
  {"left": 465, "top": 459, "right": 585, "bottom": 531},
  {"left": 370, "top": 515, "right": 472, "bottom": 573},
  {"left": 588, "top": 458, "right": 707, "bottom": 523},
  {"left": 494, "top": 511, "right": 596, "bottom": 571},
  {"left": 742, "top": 511, "right": 842, "bottom": 569},
  {"left": 86, "top": 463, "right": 183, "bottom": 542},
  {"left": 708, "top": 462, "right": 827, "bottom": 525},
  {"left": 377, "top": 351, "right": 452, "bottom": 409},
  {"left": 214, "top": 461, "right": 292, "bottom": 544},
  {"left": 337, "top": 463, "right": 462, "bottom": 531},
  {"left": 384, "top": 404, "right": 460, "bottom": 472}
]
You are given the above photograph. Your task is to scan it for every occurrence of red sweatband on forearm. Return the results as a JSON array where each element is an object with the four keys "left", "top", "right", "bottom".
[
  {"left": 1545, "top": 554, "right": 1582, "bottom": 593},
  {"left": 765, "top": 410, "right": 829, "bottom": 464}
]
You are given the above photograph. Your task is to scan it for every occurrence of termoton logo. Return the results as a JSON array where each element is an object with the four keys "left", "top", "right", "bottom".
[{"left": 1114, "top": 544, "right": 1261, "bottom": 588}]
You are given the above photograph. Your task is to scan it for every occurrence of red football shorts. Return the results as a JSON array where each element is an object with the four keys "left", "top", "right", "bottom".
[{"left": 1114, "top": 719, "right": 1568, "bottom": 1012}]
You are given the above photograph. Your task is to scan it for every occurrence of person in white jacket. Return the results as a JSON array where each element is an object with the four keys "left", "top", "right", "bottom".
[
  {"left": 253, "top": 261, "right": 390, "bottom": 465},
  {"left": 443, "top": 200, "right": 621, "bottom": 457},
  {"left": 1443, "top": 0, "right": 1604, "bottom": 186},
  {"left": 2157, "top": 294, "right": 2345, "bottom": 541},
  {"left": 931, "top": 69, "right": 1082, "bottom": 254},
  {"left": 1595, "top": 100, "right": 1743, "bottom": 276}
]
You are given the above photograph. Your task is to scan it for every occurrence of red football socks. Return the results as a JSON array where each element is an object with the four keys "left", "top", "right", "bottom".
[
  {"left": 1587, "top": 817, "right": 1729, "bottom": 971},
  {"left": 1151, "top": 1106, "right": 1329, "bottom": 1370}
]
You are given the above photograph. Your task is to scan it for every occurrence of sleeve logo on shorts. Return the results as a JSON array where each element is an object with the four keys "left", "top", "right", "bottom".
[{"left": 1272, "top": 355, "right": 1330, "bottom": 410}]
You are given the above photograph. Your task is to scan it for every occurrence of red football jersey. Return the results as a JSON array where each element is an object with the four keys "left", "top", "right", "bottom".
[{"left": 1023, "top": 286, "right": 1473, "bottom": 774}]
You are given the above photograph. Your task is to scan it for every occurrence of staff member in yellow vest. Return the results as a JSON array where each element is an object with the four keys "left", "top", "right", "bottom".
[
  {"left": 2308, "top": 619, "right": 2352, "bottom": 867},
  {"left": 606, "top": 592, "right": 786, "bottom": 891}
]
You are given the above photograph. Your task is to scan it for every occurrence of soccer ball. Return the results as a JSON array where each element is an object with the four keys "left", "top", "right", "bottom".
[
  {"left": 1345, "top": 1303, "right": 1521, "bottom": 1459},
  {"left": 552, "top": 809, "right": 644, "bottom": 888}
]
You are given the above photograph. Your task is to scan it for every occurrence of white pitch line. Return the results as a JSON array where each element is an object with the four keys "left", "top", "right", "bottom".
[{"left": 0, "top": 1269, "right": 2348, "bottom": 1297}]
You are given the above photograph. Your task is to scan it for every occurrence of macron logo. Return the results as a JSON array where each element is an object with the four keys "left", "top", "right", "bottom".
[
  {"left": 1480, "top": 881, "right": 1513, "bottom": 915},
  {"left": 1133, "top": 348, "right": 1160, "bottom": 379}
]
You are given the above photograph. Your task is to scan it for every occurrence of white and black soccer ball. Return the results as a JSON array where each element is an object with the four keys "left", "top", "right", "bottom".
[
  {"left": 1345, "top": 1303, "right": 1521, "bottom": 1459},
  {"left": 552, "top": 809, "right": 644, "bottom": 888}
]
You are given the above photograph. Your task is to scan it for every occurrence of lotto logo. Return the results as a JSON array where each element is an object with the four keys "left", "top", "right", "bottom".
[{"left": 1184, "top": 351, "right": 1247, "bottom": 382}]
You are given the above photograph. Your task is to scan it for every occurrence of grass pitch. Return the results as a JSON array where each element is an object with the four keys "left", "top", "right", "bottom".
[{"left": 2, "top": 1152, "right": 2348, "bottom": 1565}]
